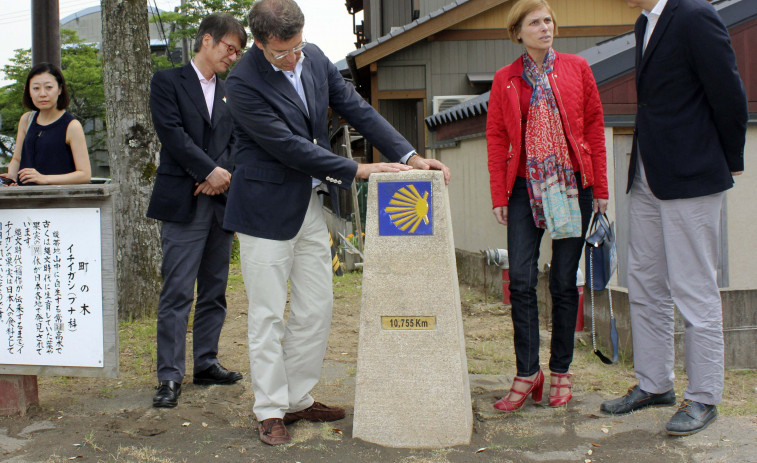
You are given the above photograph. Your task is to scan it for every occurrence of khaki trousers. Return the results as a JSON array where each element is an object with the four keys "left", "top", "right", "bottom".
[{"left": 238, "top": 190, "right": 333, "bottom": 420}]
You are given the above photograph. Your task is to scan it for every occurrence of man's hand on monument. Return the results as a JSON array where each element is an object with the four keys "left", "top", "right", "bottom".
[
  {"left": 493, "top": 206, "right": 507, "bottom": 226},
  {"left": 355, "top": 162, "right": 412, "bottom": 179},
  {"left": 408, "top": 156, "right": 451, "bottom": 185},
  {"left": 205, "top": 167, "right": 232, "bottom": 191}
]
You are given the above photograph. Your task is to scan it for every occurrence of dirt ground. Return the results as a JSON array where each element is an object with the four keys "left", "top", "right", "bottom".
[{"left": 1, "top": 266, "right": 756, "bottom": 463}]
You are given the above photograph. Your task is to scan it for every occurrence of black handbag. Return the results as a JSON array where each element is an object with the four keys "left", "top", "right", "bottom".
[
  {"left": 585, "top": 212, "right": 619, "bottom": 364},
  {"left": 584, "top": 212, "right": 617, "bottom": 290}
]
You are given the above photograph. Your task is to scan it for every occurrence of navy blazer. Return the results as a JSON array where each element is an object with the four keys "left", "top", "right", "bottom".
[
  {"left": 627, "top": 0, "right": 748, "bottom": 199},
  {"left": 147, "top": 63, "right": 235, "bottom": 223},
  {"left": 223, "top": 44, "right": 414, "bottom": 240}
]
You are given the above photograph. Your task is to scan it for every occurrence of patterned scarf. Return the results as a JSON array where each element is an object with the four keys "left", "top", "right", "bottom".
[{"left": 523, "top": 48, "right": 582, "bottom": 239}]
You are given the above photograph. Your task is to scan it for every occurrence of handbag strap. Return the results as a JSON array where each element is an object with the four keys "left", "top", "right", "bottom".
[{"left": 589, "top": 249, "right": 616, "bottom": 365}]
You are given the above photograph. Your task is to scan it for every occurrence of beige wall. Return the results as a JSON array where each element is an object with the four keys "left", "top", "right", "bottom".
[
  {"left": 434, "top": 125, "right": 757, "bottom": 291},
  {"left": 726, "top": 126, "right": 757, "bottom": 290},
  {"left": 436, "top": 126, "right": 612, "bottom": 282},
  {"left": 434, "top": 137, "right": 506, "bottom": 253}
]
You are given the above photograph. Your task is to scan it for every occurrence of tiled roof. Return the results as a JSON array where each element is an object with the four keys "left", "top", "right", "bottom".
[{"left": 347, "top": 0, "right": 472, "bottom": 60}]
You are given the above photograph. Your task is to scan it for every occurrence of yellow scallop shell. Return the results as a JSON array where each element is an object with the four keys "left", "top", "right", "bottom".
[{"left": 384, "top": 184, "right": 430, "bottom": 233}]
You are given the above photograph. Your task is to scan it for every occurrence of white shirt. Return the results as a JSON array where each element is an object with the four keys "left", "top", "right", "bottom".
[
  {"left": 642, "top": 0, "right": 669, "bottom": 54},
  {"left": 191, "top": 59, "right": 217, "bottom": 118}
]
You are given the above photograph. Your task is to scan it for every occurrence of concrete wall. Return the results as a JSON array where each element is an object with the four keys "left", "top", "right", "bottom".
[
  {"left": 440, "top": 121, "right": 756, "bottom": 368},
  {"left": 726, "top": 126, "right": 757, "bottom": 290},
  {"left": 436, "top": 127, "right": 615, "bottom": 279}
]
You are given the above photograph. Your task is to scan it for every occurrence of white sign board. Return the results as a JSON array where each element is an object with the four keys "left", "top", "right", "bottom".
[{"left": 0, "top": 208, "right": 104, "bottom": 368}]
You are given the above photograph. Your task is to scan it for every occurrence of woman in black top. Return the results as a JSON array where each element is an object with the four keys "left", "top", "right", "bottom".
[{"left": 1, "top": 63, "right": 91, "bottom": 186}]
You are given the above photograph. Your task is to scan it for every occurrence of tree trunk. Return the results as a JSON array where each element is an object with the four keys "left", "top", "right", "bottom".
[{"left": 101, "top": 0, "right": 162, "bottom": 320}]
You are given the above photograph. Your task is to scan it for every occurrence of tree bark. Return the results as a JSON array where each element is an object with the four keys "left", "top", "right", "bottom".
[{"left": 101, "top": 0, "right": 162, "bottom": 320}]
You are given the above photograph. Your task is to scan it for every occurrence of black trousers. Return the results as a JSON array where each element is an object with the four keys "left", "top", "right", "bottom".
[{"left": 506, "top": 176, "right": 593, "bottom": 376}]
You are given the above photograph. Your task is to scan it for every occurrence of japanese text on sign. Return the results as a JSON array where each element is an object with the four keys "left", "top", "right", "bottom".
[{"left": 0, "top": 208, "right": 103, "bottom": 367}]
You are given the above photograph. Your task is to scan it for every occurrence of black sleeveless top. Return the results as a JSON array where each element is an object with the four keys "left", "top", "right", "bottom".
[{"left": 19, "top": 111, "right": 77, "bottom": 185}]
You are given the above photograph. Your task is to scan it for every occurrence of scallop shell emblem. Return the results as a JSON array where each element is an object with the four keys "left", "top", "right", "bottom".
[{"left": 384, "top": 184, "right": 430, "bottom": 233}]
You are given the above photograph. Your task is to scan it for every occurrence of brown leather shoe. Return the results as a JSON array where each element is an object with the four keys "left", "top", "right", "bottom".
[
  {"left": 257, "top": 418, "right": 291, "bottom": 446},
  {"left": 283, "top": 401, "right": 346, "bottom": 425}
]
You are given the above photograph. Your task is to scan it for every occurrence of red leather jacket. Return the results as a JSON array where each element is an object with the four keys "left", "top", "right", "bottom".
[{"left": 487, "top": 51, "right": 608, "bottom": 208}]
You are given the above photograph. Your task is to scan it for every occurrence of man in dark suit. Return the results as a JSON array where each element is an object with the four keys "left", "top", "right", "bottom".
[
  {"left": 147, "top": 14, "right": 248, "bottom": 408},
  {"left": 224, "top": 0, "right": 450, "bottom": 445},
  {"left": 600, "top": 0, "right": 748, "bottom": 436}
]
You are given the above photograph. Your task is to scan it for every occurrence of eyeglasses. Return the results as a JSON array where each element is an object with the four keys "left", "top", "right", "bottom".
[
  {"left": 219, "top": 39, "right": 244, "bottom": 58},
  {"left": 270, "top": 41, "right": 307, "bottom": 60}
]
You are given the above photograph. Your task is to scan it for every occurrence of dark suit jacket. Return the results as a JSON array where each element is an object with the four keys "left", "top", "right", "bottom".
[
  {"left": 223, "top": 44, "right": 414, "bottom": 240},
  {"left": 147, "top": 63, "right": 235, "bottom": 223},
  {"left": 627, "top": 0, "right": 748, "bottom": 199}
]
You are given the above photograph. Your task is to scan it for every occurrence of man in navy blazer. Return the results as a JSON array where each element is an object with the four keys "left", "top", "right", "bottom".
[
  {"left": 147, "top": 14, "right": 247, "bottom": 408},
  {"left": 600, "top": 0, "right": 748, "bottom": 436},
  {"left": 224, "top": 0, "right": 450, "bottom": 445}
]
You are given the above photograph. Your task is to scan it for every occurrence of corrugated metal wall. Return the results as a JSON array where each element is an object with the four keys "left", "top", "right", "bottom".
[
  {"left": 382, "top": 0, "right": 414, "bottom": 35},
  {"left": 379, "top": 99, "right": 421, "bottom": 151}
]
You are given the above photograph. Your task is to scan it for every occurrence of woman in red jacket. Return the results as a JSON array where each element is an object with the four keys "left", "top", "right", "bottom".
[{"left": 487, "top": 0, "right": 608, "bottom": 410}]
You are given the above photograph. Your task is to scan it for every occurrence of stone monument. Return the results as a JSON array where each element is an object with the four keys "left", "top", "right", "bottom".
[{"left": 353, "top": 170, "right": 472, "bottom": 448}]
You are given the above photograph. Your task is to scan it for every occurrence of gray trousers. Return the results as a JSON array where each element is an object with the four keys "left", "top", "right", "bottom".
[
  {"left": 156, "top": 194, "right": 234, "bottom": 383},
  {"left": 628, "top": 162, "right": 725, "bottom": 405}
]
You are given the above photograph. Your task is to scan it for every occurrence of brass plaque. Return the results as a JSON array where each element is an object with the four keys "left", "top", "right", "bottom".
[{"left": 381, "top": 316, "right": 436, "bottom": 330}]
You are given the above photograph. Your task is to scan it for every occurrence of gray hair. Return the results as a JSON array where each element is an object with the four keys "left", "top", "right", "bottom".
[
  {"left": 249, "top": 0, "right": 304, "bottom": 44},
  {"left": 193, "top": 13, "right": 248, "bottom": 53}
]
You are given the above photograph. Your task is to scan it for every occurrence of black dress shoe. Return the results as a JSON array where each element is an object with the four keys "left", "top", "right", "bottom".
[
  {"left": 600, "top": 384, "right": 676, "bottom": 415},
  {"left": 153, "top": 380, "right": 181, "bottom": 408},
  {"left": 665, "top": 400, "right": 717, "bottom": 436},
  {"left": 193, "top": 363, "right": 243, "bottom": 385}
]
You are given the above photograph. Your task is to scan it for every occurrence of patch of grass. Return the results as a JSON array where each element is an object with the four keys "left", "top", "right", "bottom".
[
  {"left": 333, "top": 271, "right": 363, "bottom": 297},
  {"left": 110, "top": 445, "right": 183, "bottom": 463},
  {"left": 83, "top": 430, "right": 103, "bottom": 452},
  {"left": 226, "top": 265, "right": 244, "bottom": 289},
  {"left": 320, "top": 423, "right": 344, "bottom": 441},
  {"left": 467, "top": 340, "right": 510, "bottom": 375},
  {"left": 118, "top": 317, "right": 157, "bottom": 386},
  {"left": 720, "top": 369, "right": 757, "bottom": 417}
]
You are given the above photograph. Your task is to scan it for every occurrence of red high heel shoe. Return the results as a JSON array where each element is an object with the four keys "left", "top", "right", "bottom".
[
  {"left": 549, "top": 372, "right": 573, "bottom": 407},
  {"left": 493, "top": 370, "right": 544, "bottom": 411}
]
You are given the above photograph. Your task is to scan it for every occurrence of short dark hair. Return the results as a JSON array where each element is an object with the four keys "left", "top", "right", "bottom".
[
  {"left": 22, "top": 62, "right": 69, "bottom": 111},
  {"left": 193, "top": 13, "right": 248, "bottom": 53},
  {"left": 249, "top": 0, "right": 304, "bottom": 45}
]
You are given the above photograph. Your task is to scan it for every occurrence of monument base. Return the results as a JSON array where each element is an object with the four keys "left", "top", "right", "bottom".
[
  {"left": 353, "top": 171, "right": 472, "bottom": 448},
  {"left": 0, "top": 375, "right": 39, "bottom": 416}
]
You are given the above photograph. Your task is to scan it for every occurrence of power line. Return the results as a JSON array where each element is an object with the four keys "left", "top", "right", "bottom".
[{"left": 152, "top": 0, "right": 177, "bottom": 67}]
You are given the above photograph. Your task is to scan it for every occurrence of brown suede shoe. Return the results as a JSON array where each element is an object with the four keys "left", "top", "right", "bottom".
[
  {"left": 257, "top": 418, "right": 291, "bottom": 446},
  {"left": 283, "top": 401, "right": 346, "bottom": 425}
]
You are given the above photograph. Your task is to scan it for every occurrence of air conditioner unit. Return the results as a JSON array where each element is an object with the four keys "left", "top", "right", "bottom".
[{"left": 432, "top": 95, "right": 476, "bottom": 114}]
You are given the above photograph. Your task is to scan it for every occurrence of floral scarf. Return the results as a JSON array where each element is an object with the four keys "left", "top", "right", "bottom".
[{"left": 523, "top": 48, "right": 582, "bottom": 239}]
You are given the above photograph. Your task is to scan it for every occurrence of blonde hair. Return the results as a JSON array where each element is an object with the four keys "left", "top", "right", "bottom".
[{"left": 506, "top": 0, "right": 558, "bottom": 43}]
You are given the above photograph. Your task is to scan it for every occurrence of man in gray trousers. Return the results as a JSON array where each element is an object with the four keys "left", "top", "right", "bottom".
[
  {"left": 600, "top": 0, "right": 748, "bottom": 436},
  {"left": 147, "top": 14, "right": 247, "bottom": 408}
]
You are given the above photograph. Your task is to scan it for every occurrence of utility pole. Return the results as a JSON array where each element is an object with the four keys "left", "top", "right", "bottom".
[
  {"left": 181, "top": 0, "right": 190, "bottom": 64},
  {"left": 31, "top": 0, "right": 61, "bottom": 67}
]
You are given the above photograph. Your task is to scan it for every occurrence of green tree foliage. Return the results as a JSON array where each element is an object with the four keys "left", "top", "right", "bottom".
[
  {"left": 0, "top": 30, "right": 104, "bottom": 160},
  {"left": 0, "top": 48, "right": 31, "bottom": 160},
  {"left": 154, "top": 0, "right": 253, "bottom": 59}
]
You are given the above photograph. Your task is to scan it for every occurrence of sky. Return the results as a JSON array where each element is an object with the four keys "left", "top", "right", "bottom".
[{"left": 0, "top": 0, "right": 363, "bottom": 86}]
